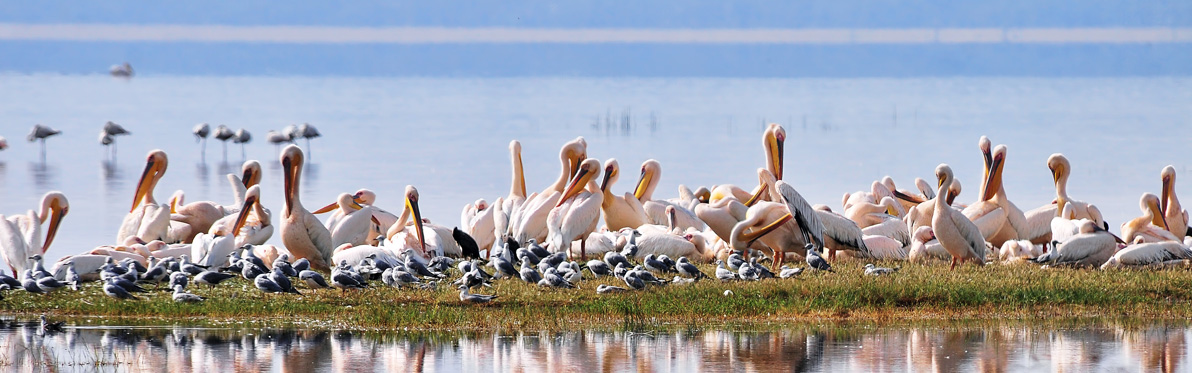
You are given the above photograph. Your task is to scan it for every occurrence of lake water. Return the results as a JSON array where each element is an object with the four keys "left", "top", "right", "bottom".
[
  {"left": 2, "top": 319, "right": 1189, "bottom": 372},
  {"left": 0, "top": 74, "right": 1189, "bottom": 265}
]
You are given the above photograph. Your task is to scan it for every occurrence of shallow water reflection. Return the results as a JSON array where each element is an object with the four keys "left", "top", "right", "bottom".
[{"left": 0, "top": 321, "right": 1188, "bottom": 372}]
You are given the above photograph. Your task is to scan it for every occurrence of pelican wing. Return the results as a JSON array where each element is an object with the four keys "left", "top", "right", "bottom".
[
  {"left": 966, "top": 204, "right": 1006, "bottom": 240},
  {"left": 946, "top": 205, "right": 987, "bottom": 262},
  {"left": 0, "top": 216, "right": 30, "bottom": 273},
  {"left": 1022, "top": 203, "right": 1058, "bottom": 242},
  {"left": 331, "top": 206, "right": 377, "bottom": 247},
  {"left": 815, "top": 209, "right": 868, "bottom": 255},
  {"left": 1052, "top": 232, "right": 1115, "bottom": 266},
  {"left": 776, "top": 181, "right": 825, "bottom": 250}
]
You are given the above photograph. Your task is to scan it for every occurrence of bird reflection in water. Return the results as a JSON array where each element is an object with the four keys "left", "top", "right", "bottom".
[
  {"left": 29, "top": 161, "right": 56, "bottom": 190},
  {"left": 0, "top": 320, "right": 1188, "bottom": 371},
  {"left": 101, "top": 160, "right": 124, "bottom": 198}
]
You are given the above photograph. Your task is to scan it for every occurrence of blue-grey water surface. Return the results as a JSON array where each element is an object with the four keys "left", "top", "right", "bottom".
[{"left": 0, "top": 74, "right": 1189, "bottom": 265}]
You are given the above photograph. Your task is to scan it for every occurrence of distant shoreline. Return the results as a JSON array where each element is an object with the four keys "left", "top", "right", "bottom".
[{"left": 1, "top": 24, "right": 1190, "bottom": 45}]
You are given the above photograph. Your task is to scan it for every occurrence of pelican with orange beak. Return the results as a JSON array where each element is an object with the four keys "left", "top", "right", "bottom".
[
  {"left": 510, "top": 137, "right": 587, "bottom": 245},
  {"left": 278, "top": 145, "right": 333, "bottom": 271},
  {"left": 325, "top": 193, "right": 383, "bottom": 247},
  {"left": 1161, "top": 165, "right": 1189, "bottom": 238},
  {"left": 0, "top": 191, "right": 68, "bottom": 274},
  {"left": 208, "top": 185, "right": 272, "bottom": 246},
  {"left": 383, "top": 185, "right": 430, "bottom": 257},
  {"left": 709, "top": 123, "right": 784, "bottom": 204},
  {"left": 192, "top": 189, "right": 256, "bottom": 268},
  {"left": 546, "top": 158, "right": 603, "bottom": 259},
  {"left": 117, "top": 150, "right": 172, "bottom": 244},
  {"left": 635, "top": 159, "right": 707, "bottom": 232}
]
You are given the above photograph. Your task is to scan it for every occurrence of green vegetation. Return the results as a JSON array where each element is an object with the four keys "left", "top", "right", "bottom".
[{"left": 5, "top": 262, "right": 1192, "bottom": 331}]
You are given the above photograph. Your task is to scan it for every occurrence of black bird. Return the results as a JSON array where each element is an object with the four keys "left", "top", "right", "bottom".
[
  {"left": 453, "top": 227, "right": 481, "bottom": 259},
  {"left": 40, "top": 315, "right": 64, "bottom": 332}
]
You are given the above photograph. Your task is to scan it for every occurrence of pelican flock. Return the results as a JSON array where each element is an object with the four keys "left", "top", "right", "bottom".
[{"left": 5, "top": 124, "right": 1192, "bottom": 307}]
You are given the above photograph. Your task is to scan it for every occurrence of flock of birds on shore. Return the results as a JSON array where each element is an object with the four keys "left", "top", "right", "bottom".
[{"left": 1, "top": 123, "right": 1191, "bottom": 306}]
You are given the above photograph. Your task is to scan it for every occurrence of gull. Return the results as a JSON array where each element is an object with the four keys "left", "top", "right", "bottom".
[
  {"left": 863, "top": 264, "right": 899, "bottom": 276},
  {"left": 331, "top": 267, "right": 366, "bottom": 292},
  {"left": 172, "top": 285, "right": 204, "bottom": 303},
  {"left": 643, "top": 254, "right": 669, "bottom": 273},
  {"left": 292, "top": 258, "right": 311, "bottom": 272},
  {"left": 675, "top": 257, "right": 707, "bottom": 279},
  {"left": 36, "top": 275, "right": 66, "bottom": 293},
  {"left": 254, "top": 273, "right": 285, "bottom": 294},
  {"left": 622, "top": 272, "right": 646, "bottom": 290},
  {"left": 539, "top": 252, "right": 566, "bottom": 269},
  {"left": 596, "top": 284, "right": 628, "bottom": 294},
  {"left": 458, "top": 285, "right": 498, "bottom": 304},
  {"left": 585, "top": 260, "right": 611, "bottom": 277},
  {"left": 169, "top": 272, "right": 188, "bottom": 289},
  {"left": 539, "top": 267, "right": 575, "bottom": 288},
  {"left": 391, "top": 269, "right": 421, "bottom": 287},
  {"left": 273, "top": 254, "right": 298, "bottom": 277},
  {"left": 0, "top": 271, "right": 20, "bottom": 289},
  {"left": 806, "top": 245, "right": 832, "bottom": 272},
  {"left": 516, "top": 248, "right": 541, "bottom": 266},
  {"left": 526, "top": 238, "right": 550, "bottom": 258},
  {"left": 714, "top": 261, "right": 736, "bottom": 281},
  {"left": 613, "top": 262, "right": 629, "bottom": 278},
  {"left": 195, "top": 271, "right": 236, "bottom": 287},
  {"left": 299, "top": 270, "right": 329, "bottom": 289},
  {"left": 490, "top": 256, "right": 518, "bottom": 279},
  {"left": 269, "top": 267, "right": 299, "bottom": 294},
  {"left": 603, "top": 250, "right": 631, "bottom": 271},
  {"left": 103, "top": 280, "right": 137, "bottom": 299},
  {"left": 240, "top": 259, "right": 267, "bottom": 280},
  {"left": 737, "top": 261, "right": 759, "bottom": 281},
  {"left": 64, "top": 262, "right": 81, "bottom": 291},
  {"left": 519, "top": 261, "right": 542, "bottom": 283},
  {"left": 20, "top": 270, "right": 43, "bottom": 294},
  {"left": 108, "top": 276, "right": 146, "bottom": 293},
  {"left": 726, "top": 253, "right": 745, "bottom": 271},
  {"left": 751, "top": 258, "right": 776, "bottom": 279},
  {"left": 779, "top": 265, "right": 804, "bottom": 278}
]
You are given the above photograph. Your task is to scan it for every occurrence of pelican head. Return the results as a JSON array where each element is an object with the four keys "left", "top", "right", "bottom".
[
  {"left": 131, "top": 150, "right": 168, "bottom": 213},
  {"left": 280, "top": 145, "right": 304, "bottom": 213},
  {"left": 935, "top": 164, "right": 955, "bottom": 200},
  {"left": 405, "top": 185, "right": 426, "bottom": 253},
  {"left": 353, "top": 189, "right": 377, "bottom": 205},
  {"left": 241, "top": 160, "right": 262, "bottom": 189},
  {"left": 510, "top": 140, "right": 526, "bottom": 197},
  {"left": 557, "top": 158, "right": 601, "bottom": 207},
  {"left": 562, "top": 137, "right": 588, "bottom": 180},
  {"left": 1161, "top": 165, "right": 1177, "bottom": 212},
  {"left": 1141, "top": 193, "right": 1168, "bottom": 230},
  {"left": 227, "top": 185, "right": 261, "bottom": 237},
  {"left": 38, "top": 191, "right": 69, "bottom": 254},
  {"left": 764, "top": 123, "right": 785, "bottom": 180},
  {"left": 600, "top": 158, "right": 619, "bottom": 193},
  {"left": 633, "top": 159, "right": 661, "bottom": 201},
  {"left": 1047, "top": 153, "right": 1069, "bottom": 185}
]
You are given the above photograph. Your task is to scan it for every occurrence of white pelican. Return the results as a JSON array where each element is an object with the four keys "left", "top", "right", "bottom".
[
  {"left": 931, "top": 164, "right": 986, "bottom": 269},
  {"left": 621, "top": 231, "right": 713, "bottom": 263},
  {"left": 511, "top": 137, "right": 586, "bottom": 245},
  {"left": 764, "top": 169, "right": 866, "bottom": 260},
  {"left": 844, "top": 181, "right": 894, "bottom": 212},
  {"left": 962, "top": 144, "right": 1027, "bottom": 248},
  {"left": 634, "top": 159, "right": 706, "bottom": 232},
  {"left": 546, "top": 158, "right": 603, "bottom": 259},
  {"left": 331, "top": 244, "right": 401, "bottom": 270},
  {"left": 279, "top": 145, "right": 333, "bottom": 271},
  {"left": 492, "top": 140, "right": 528, "bottom": 244},
  {"left": 846, "top": 196, "right": 903, "bottom": 228},
  {"left": 1044, "top": 154, "right": 1104, "bottom": 226},
  {"left": 191, "top": 203, "right": 253, "bottom": 268},
  {"left": 208, "top": 185, "right": 272, "bottom": 246},
  {"left": 1036, "top": 220, "right": 1117, "bottom": 268},
  {"left": 168, "top": 188, "right": 228, "bottom": 244},
  {"left": 907, "top": 226, "right": 951, "bottom": 263},
  {"left": 0, "top": 192, "right": 68, "bottom": 274},
  {"left": 118, "top": 150, "right": 172, "bottom": 243},
  {"left": 1161, "top": 165, "right": 1189, "bottom": 238},
  {"left": 226, "top": 160, "right": 262, "bottom": 210},
  {"left": 859, "top": 234, "right": 907, "bottom": 261},
  {"left": 904, "top": 177, "right": 963, "bottom": 236},
  {"left": 460, "top": 199, "right": 496, "bottom": 253},
  {"left": 726, "top": 177, "right": 826, "bottom": 271},
  {"left": 327, "top": 193, "right": 382, "bottom": 247},
  {"left": 1101, "top": 240, "right": 1192, "bottom": 269},
  {"left": 599, "top": 158, "right": 648, "bottom": 231},
  {"left": 382, "top": 186, "right": 429, "bottom": 258},
  {"left": 315, "top": 188, "right": 398, "bottom": 246},
  {"left": 709, "top": 123, "right": 784, "bottom": 204},
  {"left": 694, "top": 194, "right": 749, "bottom": 245},
  {"left": 1121, "top": 193, "right": 1179, "bottom": 244}
]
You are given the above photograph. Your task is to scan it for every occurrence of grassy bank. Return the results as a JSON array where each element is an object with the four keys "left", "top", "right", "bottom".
[{"left": 5, "top": 262, "right": 1192, "bottom": 331}]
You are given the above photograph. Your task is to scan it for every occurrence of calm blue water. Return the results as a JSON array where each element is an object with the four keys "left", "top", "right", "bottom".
[
  {"left": 1, "top": 320, "right": 1188, "bottom": 372},
  {"left": 0, "top": 74, "right": 1189, "bottom": 265}
]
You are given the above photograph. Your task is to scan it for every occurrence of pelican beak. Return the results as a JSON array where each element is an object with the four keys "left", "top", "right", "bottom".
[
  {"left": 41, "top": 203, "right": 67, "bottom": 254},
  {"left": 313, "top": 201, "right": 339, "bottom": 214},
  {"left": 1162, "top": 174, "right": 1172, "bottom": 214},
  {"left": 557, "top": 167, "right": 592, "bottom": 207},
  {"left": 886, "top": 203, "right": 898, "bottom": 216},
  {"left": 241, "top": 167, "right": 256, "bottom": 189},
  {"left": 407, "top": 194, "right": 426, "bottom": 253},
  {"left": 1151, "top": 198, "right": 1169, "bottom": 230},
  {"left": 282, "top": 157, "right": 294, "bottom": 212},
  {"left": 232, "top": 196, "right": 255, "bottom": 237},
  {"left": 981, "top": 155, "right": 1003, "bottom": 202},
  {"left": 600, "top": 164, "right": 615, "bottom": 193},
  {"left": 633, "top": 168, "right": 652, "bottom": 201},
  {"left": 131, "top": 158, "right": 157, "bottom": 213},
  {"left": 169, "top": 195, "right": 180, "bottom": 214},
  {"left": 740, "top": 213, "right": 793, "bottom": 245},
  {"left": 516, "top": 150, "right": 527, "bottom": 197},
  {"left": 744, "top": 184, "right": 768, "bottom": 207},
  {"left": 767, "top": 129, "right": 784, "bottom": 180},
  {"left": 893, "top": 190, "right": 924, "bottom": 204},
  {"left": 371, "top": 214, "right": 380, "bottom": 226}
]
